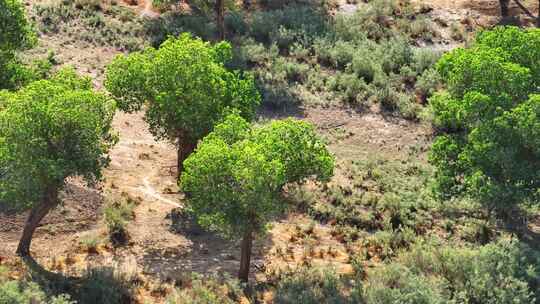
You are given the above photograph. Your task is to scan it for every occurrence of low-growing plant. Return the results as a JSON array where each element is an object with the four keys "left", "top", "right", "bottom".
[
  {"left": 273, "top": 266, "right": 351, "bottom": 304},
  {"left": 361, "top": 239, "right": 540, "bottom": 304},
  {"left": 166, "top": 274, "right": 242, "bottom": 304},
  {"left": 103, "top": 198, "right": 135, "bottom": 245},
  {"left": 80, "top": 233, "right": 102, "bottom": 253}
]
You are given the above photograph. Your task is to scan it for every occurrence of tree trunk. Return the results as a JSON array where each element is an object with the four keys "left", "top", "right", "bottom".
[
  {"left": 238, "top": 228, "right": 253, "bottom": 282},
  {"left": 177, "top": 139, "right": 197, "bottom": 178},
  {"left": 537, "top": 0, "right": 540, "bottom": 27},
  {"left": 216, "top": 0, "right": 225, "bottom": 40},
  {"left": 500, "top": 0, "right": 511, "bottom": 18},
  {"left": 16, "top": 186, "right": 58, "bottom": 257}
]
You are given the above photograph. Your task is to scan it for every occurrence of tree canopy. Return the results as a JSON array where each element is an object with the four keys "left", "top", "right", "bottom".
[
  {"left": 0, "top": 68, "right": 117, "bottom": 255},
  {"left": 0, "top": 0, "right": 35, "bottom": 54},
  {"left": 0, "top": 0, "right": 38, "bottom": 91},
  {"left": 429, "top": 26, "right": 540, "bottom": 209},
  {"left": 105, "top": 33, "right": 260, "bottom": 174},
  {"left": 181, "top": 113, "right": 334, "bottom": 280}
]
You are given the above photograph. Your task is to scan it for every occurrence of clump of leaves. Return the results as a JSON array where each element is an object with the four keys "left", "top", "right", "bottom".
[{"left": 429, "top": 26, "right": 540, "bottom": 211}]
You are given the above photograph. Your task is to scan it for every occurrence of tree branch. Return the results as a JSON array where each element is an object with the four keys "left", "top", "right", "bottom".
[{"left": 512, "top": 0, "right": 536, "bottom": 18}]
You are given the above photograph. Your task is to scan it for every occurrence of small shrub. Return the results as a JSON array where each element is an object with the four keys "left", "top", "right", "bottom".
[
  {"left": 224, "top": 11, "right": 247, "bottom": 37},
  {"left": 273, "top": 267, "right": 350, "bottom": 304},
  {"left": 415, "top": 68, "right": 441, "bottom": 102},
  {"left": 77, "top": 267, "right": 134, "bottom": 304},
  {"left": 329, "top": 40, "right": 356, "bottom": 69},
  {"left": 351, "top": 52, "right": 379, "bottom": 83},
  {"left": 166, "top": 274, "right": 241, "bottom": 304},
  {"left": 80, "top": 233, "right": 102, "bottom": 253},
  {"left": 361, "top": 239, "right": 540, "bottom": 304},
  {"left": 0, "top": 278, "right": 74, "bottom": 304},
  {"left": 412, "top": 49, "right": 442, "bottom": 74},
  {"left": 380, "top": 37, "right": 413, "bottom": 74},
  {"left": 396, "top": 92, "right": 422, "bottom": 120},
  {"left": 376, "top": 86, "right": 399, "bottom": 111},
  {"left": 104, "top": 198, "right": 135, "bottom": 245},
  {"left": 236, "top": 39, "right": 278, "bottom": 66}
]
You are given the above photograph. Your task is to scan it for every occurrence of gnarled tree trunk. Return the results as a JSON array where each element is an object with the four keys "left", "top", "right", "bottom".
[
  {"left": 177, "top": 138, "right": 197, "bottom": 178},
  {"left": 16, "top": 186, "right": 58, "bottom": 257},
  {"left": 238, "top": 228, "right": 253, "bottom": 282},
  {"left": 216, "top": 0, "right": 225, "bottom": 40}
]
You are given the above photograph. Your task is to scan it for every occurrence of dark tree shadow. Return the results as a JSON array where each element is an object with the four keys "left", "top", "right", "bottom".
[
  {"left": 22, "top": 255, "right": 133, "bottom": 304},
  {"left": 499, "top": 208, "right": 540, "bottom": 250},
  {"left": 139, "top": 208, "right": 278, "bottom": 284}
]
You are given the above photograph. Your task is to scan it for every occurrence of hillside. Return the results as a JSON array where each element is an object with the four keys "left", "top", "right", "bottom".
[{"left": 0, "top": 0, "right": 539, "bottom": 303}]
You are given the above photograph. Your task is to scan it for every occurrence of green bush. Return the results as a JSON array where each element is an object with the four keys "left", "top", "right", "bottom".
[
  {"left": 429, "top": 27, "right": 540, "bottom": 208},
  {"left": 166, "top": 274, "right": 242, "bottom": 304},
  {"left": 412, "top": 49, "right": 442, "bottom": 74},
  {"left": 326, "top": 72, "right": 370, "bottom": 105},
  {"left": 232, "top": 0, "right": 439, "bottom": 116},
  {"left": 103, "top": 198, "right": 135, "bottom": 245},
  {"left": 224, "top": 11, "right": 247, "bottom": 37},
  {"left": 273, "top": 267, "right": 350, "bottom": 304},
  {"left": 76, "top": 267, "right": 133, "bottom": 304},
  {"left": 248, "top": 5, "right": 326, "bottom": 45},
  {"left": 361, "top": 263, "right": 446, "bottom": 304},
  {"left": 0, "top": 279, "right": 73, "bottom": 304},
  {"left": 145, "top": 12, "right": 216, "bottom": 47},
  {"left": 362, "top": 239, "right": 540, "bottom": 304},
  {"left": 415, "top": 68, "right": 441, "bottom": 102}
]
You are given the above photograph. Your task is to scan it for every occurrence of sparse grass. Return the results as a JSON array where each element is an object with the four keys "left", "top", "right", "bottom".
[{"left": 79, "top": 232, "right": 102, "bottom": 253}]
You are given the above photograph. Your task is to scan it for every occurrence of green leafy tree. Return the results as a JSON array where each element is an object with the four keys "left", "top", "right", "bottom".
[
  {"left": 0, "top": 68, "right": 117, "bottom": 256},
  {"left": 0, "top": 0, "right": 38, "bottom": 90},
  {"left": 181, "top": 114, "right": 334, "bottom": 281},
  {"left": 429, "top": 26, "right": 540, "bottom": 210},
  {"left": 0, "top": 0, "right": 35, "bottom": 55},
  {"left": 105, "top": 34, "right": 260, "bottom": 176},
  {"left": 475, "top": 26, "right": 540, "bottom": 89}
]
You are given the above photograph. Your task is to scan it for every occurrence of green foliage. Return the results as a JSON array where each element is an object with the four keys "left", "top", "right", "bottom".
[
  {"left": 0, "top": 57, "right": 55, "bottom": 91},
  {"left": 304, "top": 157, "right": 438, "bottom": 259},
  {"left": 104, "top": 198, "right": 135, "bottom": 245},
  {"left": 166, "top": 274, "right": 242, "bottom": 304},
  {"left": 362, "top": 239, "right": 540, "bottom": 304},
  {"left": 273, "top": 267, "right": 350, "bottom": 304},
  {"left": 76, "top": 267, "right": 133, "bottom": 304},
  {"left": 429, "top": 27, "right": 540, "bottom": 208},
  {"left": 0, "top": 280, "right": 74, "bottom": 304},
  {"left": 230, "top": 0, "right": 437, "bottom": 117},
  {"left": 105, "top": 33, "right": 260, "bottom": 145},
  {"left": 0, "top": 269, "right": 73, "bottom": 304},
  {"left": 0, "top": 0, "right": 38, "bottom": 91},
  {"left": 181, "top": 114, "right": 334, "bottom": 237},
  {"left": 475, "top": 26, "right": 540, "bottom": 90},
  {"left": 436, "top": 46, "right": 532, "bottom": 103},
  {"left": 0, "top": 68, "right": 117, "bottom": 211},
  {"left": 0, "top": 0, "right": 36, "bottom": 53}
]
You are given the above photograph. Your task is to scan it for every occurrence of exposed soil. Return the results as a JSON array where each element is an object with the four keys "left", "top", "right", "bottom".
[{"left": 1, "top": 0, "right": 538, "bottom": 302}]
